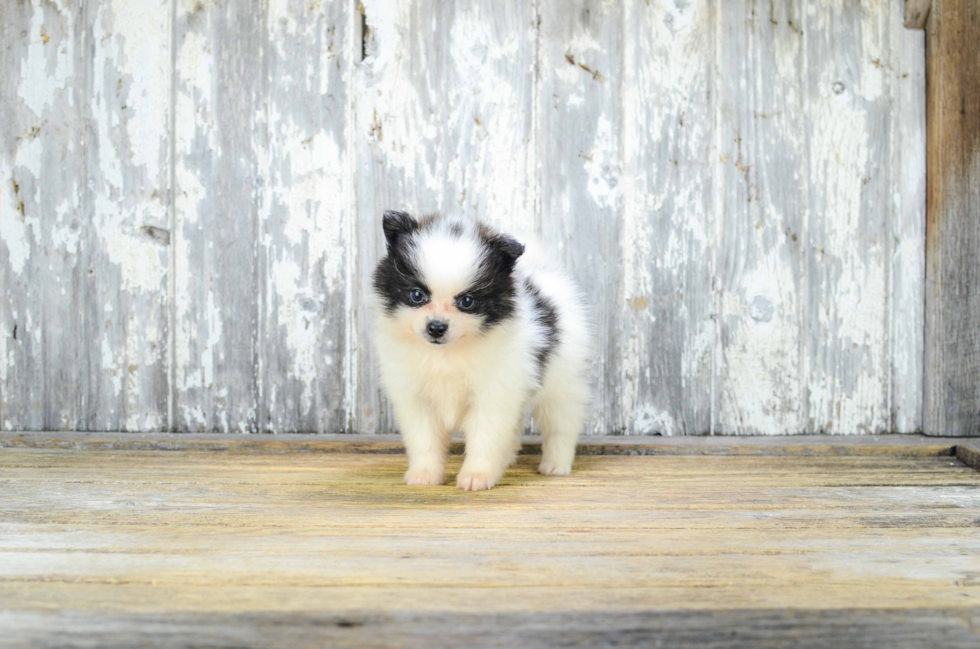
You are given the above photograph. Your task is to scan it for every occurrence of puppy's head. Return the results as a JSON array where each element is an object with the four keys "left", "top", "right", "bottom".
[{"left": 372, "top": 211, "right": 525, "bottom": 347}]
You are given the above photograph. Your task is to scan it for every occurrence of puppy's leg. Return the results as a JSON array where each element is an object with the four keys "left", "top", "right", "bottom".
[
  {"left": 456, "top": 394, "right": 524, "bottom": 491},
  {"left": 534, "top": 374, "right": 588, "bottom": 475},
  {"left": 391, "top": 395, "right": 450, "bottom": 486}
]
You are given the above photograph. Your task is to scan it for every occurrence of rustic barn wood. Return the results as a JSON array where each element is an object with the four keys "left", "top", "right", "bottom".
[
  {"left": 905, "top": 0, "right": 933, "bottom": 29},
  {"left": 0, "top": 0, "right": 935, "bottom": 435},
  {"left": 0, "top": 0, "right": 172, "bottom": 432},
  {"left": 0, "top": 439, "right": 978, "bottom": 647},
  {"left": 924, "top": 0, "right": 980, "bottom": 437},
  {"left": 0, "top": 430, "right": 965, "bottom": 457},
  {"left": 4, "top": 609, "right": 980, "bottom": 649}
]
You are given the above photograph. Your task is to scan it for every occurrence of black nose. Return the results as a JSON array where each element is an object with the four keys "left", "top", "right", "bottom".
[{"left": 426, "top": 321, "right": 449, "bottom": 338}]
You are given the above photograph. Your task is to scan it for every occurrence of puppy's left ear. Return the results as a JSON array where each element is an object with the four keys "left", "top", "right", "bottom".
[
  {"left": 382, "top": 210, "right": 419, "bottom": 250},
  {"left": 489, "top": 235, "right": 525, "bottom": 270}
]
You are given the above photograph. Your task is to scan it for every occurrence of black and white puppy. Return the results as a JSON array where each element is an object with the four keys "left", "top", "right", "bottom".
[{"left": 371, "top": 211, "right": 591, "bottom": 491}]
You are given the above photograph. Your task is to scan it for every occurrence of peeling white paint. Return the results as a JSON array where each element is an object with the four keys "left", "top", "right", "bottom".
[
  {"left": 582, "top": 115, "right": 621, "bottom": 211},
  {"left": 18, "top": 3, "right": 74, "bottom": 119},
  {"left": 103, "top": 227, "right": 167, "bottom": 294},
  {"left": 634, "top": 404, "right": 676, "bottom": 436},
  {"left": 1, "top": 0, "right": 926, "bottom": 435},
  {"left": 0, "top": 167, "right": 33, "bottom": 276},
  {"left": 111, "top": 0, "right": 172, "bottom": 180}
]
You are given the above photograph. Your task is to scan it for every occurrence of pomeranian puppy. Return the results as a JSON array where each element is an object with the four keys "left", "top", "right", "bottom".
[{"left": 371, "top": 211, "right": 590, "bottom": 491}]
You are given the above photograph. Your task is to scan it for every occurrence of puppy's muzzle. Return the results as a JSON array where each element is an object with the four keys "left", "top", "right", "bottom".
[{"left": 426, "top": 320, "right": 449, "bottom": 342}]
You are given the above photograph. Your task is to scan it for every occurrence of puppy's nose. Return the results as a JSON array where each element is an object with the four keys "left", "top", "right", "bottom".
[{"left": 426, "top": 321, "right": 449, "bottom": 338}]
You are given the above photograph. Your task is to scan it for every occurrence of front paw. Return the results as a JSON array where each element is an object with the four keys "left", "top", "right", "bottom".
[
  {"left": 456, "top": 471, "right": 497, "bottom": 491},
  {"left": 404, "top": 468, "right": 445, "bottom": 486},
  {"left": 538, "top": 459, "right": 572, "bottom": 475}
]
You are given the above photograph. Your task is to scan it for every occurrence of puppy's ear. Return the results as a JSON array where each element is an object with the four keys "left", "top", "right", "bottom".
[
  {"left": 382, "top": 210, "right": 418, "bottom": 250},
  {"left": 488, "top": 234, "right": 525, "bottom": 270}
]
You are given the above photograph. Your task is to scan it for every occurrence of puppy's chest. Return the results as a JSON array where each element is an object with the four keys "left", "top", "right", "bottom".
[{"left": 413, "top": 357, "right": 475, "bottom": 427}]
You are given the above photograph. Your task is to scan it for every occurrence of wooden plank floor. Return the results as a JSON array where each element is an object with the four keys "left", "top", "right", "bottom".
[{"left": 2, "top": 436, "right": 980, "bottom": 648}]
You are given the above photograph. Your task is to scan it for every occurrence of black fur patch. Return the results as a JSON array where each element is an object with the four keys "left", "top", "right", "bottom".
[
  {"left": 373, "top": 214, "right": 427, "bottom": 314},
  {"left": 373, "top": 211, "right": 527, "bottom": 329},
  {"left": 525, "top": 278, "right": 560, "bottom": 376},
  {"left": 459, "top": 225, "right": 525, "bottom": 328},
  {"left": 381, "top": 210, "right": 419, "bottom": 250}
]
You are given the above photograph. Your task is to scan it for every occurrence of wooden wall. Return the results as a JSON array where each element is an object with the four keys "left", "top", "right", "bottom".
[
  {"left": 0, "top": 0, "right": 927, "bottom": 435},
  {"left": 924, "top": 0, "right": 980, "bottom": 437}
]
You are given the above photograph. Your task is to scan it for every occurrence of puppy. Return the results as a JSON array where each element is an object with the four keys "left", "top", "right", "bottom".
[{"left": 371, "top": 211, "right": 590, "bottom": 491}]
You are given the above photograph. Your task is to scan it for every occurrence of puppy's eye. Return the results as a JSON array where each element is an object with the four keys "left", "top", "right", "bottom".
[
  {"left": 456, "top": 295, "right": 475, "bottom": 311},
  {"left": 409, "top": 288, "right": 427, "bottom": 305}
]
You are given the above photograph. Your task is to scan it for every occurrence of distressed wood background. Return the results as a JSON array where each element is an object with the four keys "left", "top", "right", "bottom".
[{"left": 0, "top": 0, "right": 927, "bottom": 435}]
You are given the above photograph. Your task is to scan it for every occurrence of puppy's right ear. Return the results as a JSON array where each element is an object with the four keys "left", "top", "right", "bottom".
[{"left": 382, "top": 210, "right": 418, "bottom": 250}]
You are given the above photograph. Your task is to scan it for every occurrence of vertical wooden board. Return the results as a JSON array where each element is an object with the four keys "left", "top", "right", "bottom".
[
  {"left": 172, "top": 0, "right": 262, "bottom": 432},
  {"left": 0, "top": 0, "right": 171, "bottom": 431},
  {"left": 0, "top": 0, "right": 78, "bottom": 431},
  {"left": 617, "top": 1, "right": 715, "bottom": 435},
  {"left": 890, "top": 3, "right": 925, "bottom": 433},
  {"left": 537, "top": 0, "right": 623, "bottom": 434},
  {"left": 85, "top": 0, "right": 173, "bottom": 431},
  {"left": 353, "top": 0, "right": 536, "bottom": 433},
  {"left": 715, "top": 1, "right": 806, "bottom": 434},
  {"left": 924, "top": 0, "right": 980, "bottom": 436},
  {"left": 803, "top": 0, "right": 892, "bottom": 434},
  {"left": 259, "top": 0, "right": 351, "bottom": 433},
  {"left": 904, "top": 0, "right": 932, "bottom": 29}
]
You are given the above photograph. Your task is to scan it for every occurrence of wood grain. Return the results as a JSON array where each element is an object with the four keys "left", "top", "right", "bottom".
[
  {"left": 3, "top": 608, "right": 979, "bottom": 649},
  {"left": 619, "top": 0, "right": 715, "bottom": 435},
  {"left": 259, "top": 0, "right": 351, "bottom": 433},
  {"left": 891, "top": 1, "right": 928, "bottom": 434},
  {"left": 172, "top": 0, "right": 351, "bottom": 433},
  {"left": 0, "top": 431, "right": 963, "bottom": 457},
  {"left": 715, "top": 0, "right": 805, "bottom": 435},
  {"left": 0, "top": 446, "right": 979, "bottom": 646},
  {"left": 537, "top": 0, "right": 625, "bottom": 434},
  {"left": 905, "top": 0, "right": 933, "bottom": 29},
  {"left": 957, "top": 442, "right": 980, "bottom": 471},
  {"left": 0, "top": 0, "right": 172, "bottom": 432},
  {"left": 171, "top": 0, "right": 264, "bottom": 432},
  {"left": 0, "top": 0, "right": 933, "bottom": 435},
  {"left": 924, "top": 0, "right": 980, "bottom": 437},
  {"left": 804, "top": 0, "right": 892, "bottom": 434}
]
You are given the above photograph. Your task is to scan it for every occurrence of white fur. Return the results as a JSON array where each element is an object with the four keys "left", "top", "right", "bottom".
[{"left": 372, "top": 218, "right": 591, "bottom": 491}]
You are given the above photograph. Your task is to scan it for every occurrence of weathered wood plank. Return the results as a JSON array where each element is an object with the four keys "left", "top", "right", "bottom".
[
  {"left": 715, "top": 0, "right": 805, "bottom": 435},
  {"left": 891, "top": 1, "right": 927, "bottom": 433},
  {"left": 924, "top": 0, "right": 980, "bottom": 437},
  {"left": 0, "top": 0, "right": 931, "bottom": 436},
  {"left": 537, "top": 0, "right": 624, "bottom": 433},
  {"left": 616, "top": 1, "right": 715, "bottom": 436},
  {"left": 0, "top": 0, "right": 171, "bottom": 432},
  {"left": 352, "top": 0, "right": 537, "bottom": 433},
  {"left": 171, "top": 0, "right": 266, "bottom": 432},
  {"left": 3, "top": 608, "right": 979, "bottom": 649},
  {"left": 258, "top": 0, "right": 351, "bottom": 432},
  {"left": 804, "top": 0, "right": 893, "bottom": 434},
  {"left": 0, "top": 431, "right": 961, "bottom": 457},
  {"left": 172, "top": 0, "right": 264, "bottom": 432},
  {"left": 0, "top": 447, "right": 979, "bottom": 648},
  {"left": 905, "top": 0, "right": 932, "bottom": 29},
  {"left": 956, "top": 442, "right": 980, "bottom": 471}
]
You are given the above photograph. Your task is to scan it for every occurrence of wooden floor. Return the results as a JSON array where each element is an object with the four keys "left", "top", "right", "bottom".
[{"left": 2, "top": 434, "right": 980, "bottom": 648}]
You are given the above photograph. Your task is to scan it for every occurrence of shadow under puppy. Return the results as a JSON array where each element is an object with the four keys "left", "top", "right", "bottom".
[{"left": 371, "top": 211, "right": 591, "bottom": 491}]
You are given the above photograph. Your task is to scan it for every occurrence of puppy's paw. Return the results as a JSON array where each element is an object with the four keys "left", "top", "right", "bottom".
[
  {"left": 538, "top": 460, "right": 572, "bottom": 476},
  {"left": 404, "top": 468, "right": 445, "bottom": 486},
  {"left": 456, "top": 471, "right": 497, "bottom": 491}
]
